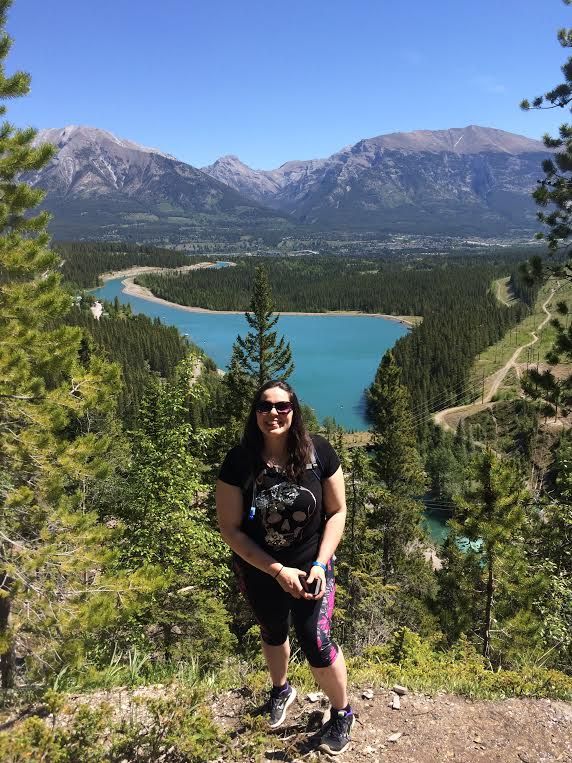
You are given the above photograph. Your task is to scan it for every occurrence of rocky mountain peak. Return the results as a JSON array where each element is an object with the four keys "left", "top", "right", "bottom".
[
  {"left": 34, "top": 125, "right": 176, "bottom": 160},
  {"left": 353, "top": 125, "right": 546, "bottom": 156},
  {"left": 210, "top": 154, "right": 247, "bottom": 166},
  {"left": 202, "top": 154, "right": 280, "bottom": 200},
  {"left": 26, "top": 125, "right": 283, "bottom": 240},
  {"left": 27, "top": 123, "right": 551, "bottom": 239}
]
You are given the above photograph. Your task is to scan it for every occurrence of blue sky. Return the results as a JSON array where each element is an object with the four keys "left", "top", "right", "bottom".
[{"left": 6, "top": 0, "right": 572, "bottom": 168}]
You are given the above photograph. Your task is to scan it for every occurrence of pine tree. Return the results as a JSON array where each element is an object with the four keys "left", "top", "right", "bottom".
[
  {"left": 219, "top": 343, "right": 256, "bottom": 444},
  {"left": 367, "top": 351, "right": 425, "bottom": 495},
  {"left": 360, "top": 352, "right": 436, "bottom": 637},
  {"left": 120, "top": 359, "right": 234, "bottom": 665},
  {"left": 367, "top": 351, "right": 428, "bottom": 581},
  {"left": 526, "top": 434, "right": 572, "bottom": 671},
  {"left": 234, "top": 265, "right": 294, "bottom": 386},
  {"left": 455, "top": 450, "right": 537, "bottom": 661},
  {"left": 335, "top": 446, "right": 376, "bottom": 649},
  {"left": 0, "top": 0, "right": 131, "bottom": 686},
  {"left": 521, "top": 367, "right": 572, "bottom": 422},
  {"left": 521, "top": 0, "right": 572, "bottom": 255},
  {"left": 519, "top": 4, "right": 572, "bottom": 402},
  {"left": 300, "top": 401, "right": 320, "bottom": 432},
  {"left": 435, "top": 532, "right": 483, "bottom": 644}
]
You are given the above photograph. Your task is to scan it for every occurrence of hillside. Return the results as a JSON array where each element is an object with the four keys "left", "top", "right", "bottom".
[
  {"left": 5, "top": 664, "right": 571, "bottom": 762},
  {"left": 28, "top": 125, "right": 550, "bottom": 241},
  {"left": 27, "top": 126, "right": 290, "bottom": 241},
  {"left": 203, "top": 126, "right": 549, "bottom": 234},
  {"left": 213, "top": 687, "right": 572, "bottom": 762}
]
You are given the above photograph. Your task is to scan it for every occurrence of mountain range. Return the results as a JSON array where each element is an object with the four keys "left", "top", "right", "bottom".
[
  {"left": 28, "top": 126, "right": 285, "bottom": 242},
  {"left": 28, "top": 125, "right": 549, "bottom": 241}
]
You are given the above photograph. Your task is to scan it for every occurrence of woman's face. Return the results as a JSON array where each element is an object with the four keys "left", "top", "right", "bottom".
[{"left": 255, "top": 386, "right": 294, "bottom": 440}]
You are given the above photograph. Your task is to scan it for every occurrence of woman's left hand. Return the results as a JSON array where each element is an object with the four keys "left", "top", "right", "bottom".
[{"left": 304, "top": 564, "right": 326, "bottom": 600}]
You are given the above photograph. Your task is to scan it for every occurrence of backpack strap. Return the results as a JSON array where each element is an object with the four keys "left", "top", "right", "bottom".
[
  {"left": 241, "top": 472, "right": 255, "bottom": 494},
  {"left": 242, "top": 440, "right": 324, "bottom": 519},
  {"left": 306, "top": 450, "right": 318, "bottom": 477},
  {"left": 307, "top": 440, "right": 323, "bottom": 481}
]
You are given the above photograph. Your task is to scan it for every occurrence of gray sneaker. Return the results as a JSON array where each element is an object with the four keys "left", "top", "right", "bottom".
[
  {"left": 318, "top": 708, "right": 354, "bottom": 755},
  {"left": 268, "top": 685, "right": 297, "bottom": 729}
]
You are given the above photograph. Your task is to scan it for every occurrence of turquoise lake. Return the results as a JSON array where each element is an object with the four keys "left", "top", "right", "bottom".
[
  {"left": 93, "top": 277, "right": 409, "bottom": 431},
  {"left": 93, "top": 275, "right": 454, "bottom": 544}
]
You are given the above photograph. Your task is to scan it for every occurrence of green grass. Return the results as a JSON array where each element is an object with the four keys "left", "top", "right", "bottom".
[
  {"left": 206, "top": 628, "right": 572, "bottom": 702},
  {"left": 474, "top": 279, "right": 571, "bottom": 387},
  {"left": 122, "top": 212, "right": 160, "bottom": 222},
  {"left": 10, "top": 629, "right": 572, "bottom": 709},
  {"left": 157, "top": 201, "right": 180, "bottom": 213},
  {"left": 490, "top": 367, "right": 520, "bottom": 401},
  {"left": 493, "top": 276, "right": 517, "bottom": 306},
  {"left": 3, "top": 629, "right": 571, "bottom": 762}
]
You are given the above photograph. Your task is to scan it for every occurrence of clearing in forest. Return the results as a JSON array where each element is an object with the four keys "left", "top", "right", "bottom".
[
  {"left": 435, "top": 278, "right": 572, "bottom": 433},
  {"left": 474, "top": 278, "right": 566, "bottom": 384},
  {"left": 493, "top": 275, "right": 517, "bottom": 307}
]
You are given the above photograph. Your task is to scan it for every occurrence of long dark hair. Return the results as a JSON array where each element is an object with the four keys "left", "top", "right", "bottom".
[{"left": 242, "top": 380, "right": 312, "bottom": 483}]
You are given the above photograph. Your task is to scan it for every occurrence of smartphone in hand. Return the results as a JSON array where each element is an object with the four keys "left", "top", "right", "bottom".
[
  {"left": 301, "top": 576, "right": 322, "bottom": 596},
  {"left": 308, "top": 578, "right": 322, "bottom": 596}
]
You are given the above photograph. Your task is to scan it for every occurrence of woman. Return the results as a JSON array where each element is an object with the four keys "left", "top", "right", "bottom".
[{"left": 216, "top": 380, "right": 353, "bottom": 756}]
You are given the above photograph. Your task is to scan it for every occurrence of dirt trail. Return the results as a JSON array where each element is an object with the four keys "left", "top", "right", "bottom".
[
  {"left": 486, "top": 288, "right": 555, "bottom": 400},
  {"left": 434, "top": 289, "right": 557, "bottom": 433},
  {"left": 495, "top": 276, "right": 515, "bottom": 307},
  {"left": 214, "top": 686, "right": 572, "bottom": 762}
]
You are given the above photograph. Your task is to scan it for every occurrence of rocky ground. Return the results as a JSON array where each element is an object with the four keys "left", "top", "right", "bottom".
[
  {"left": 213, "top": 686, "right": 572, "bottom": 763},
  {"left": 4, "top": 683, "right": 570, "bottom": 762}
]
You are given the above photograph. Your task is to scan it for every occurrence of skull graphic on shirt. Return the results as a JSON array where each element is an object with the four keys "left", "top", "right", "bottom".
[{"left": 255, "top": 481, "right": 317, "bottom": 548}]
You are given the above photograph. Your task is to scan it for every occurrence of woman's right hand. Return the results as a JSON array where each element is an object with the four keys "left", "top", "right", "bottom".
[{"left": 275, "top": 566, "right": 308, "bottom": 598}]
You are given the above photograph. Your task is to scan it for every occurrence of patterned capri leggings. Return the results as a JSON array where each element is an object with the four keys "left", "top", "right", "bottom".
[{"left": 233, "top": 557, "right": 339, "bottom": 668}]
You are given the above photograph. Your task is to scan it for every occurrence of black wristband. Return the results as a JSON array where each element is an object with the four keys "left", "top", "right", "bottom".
[{"left": 273, "top": 564, "right": 284, "bottom": 579}]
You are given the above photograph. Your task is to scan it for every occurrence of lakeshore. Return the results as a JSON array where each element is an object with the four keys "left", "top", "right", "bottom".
[
  {"left": 92, "top": 274, "right": 447, "bottom": 541},
  {"left": 100, "top": 267, "right": 417, "bottom": 327},
  {"left": 93, "top": 275, "right": 410, "bottom": 431},
  {"left": 98, "top": 261, "right": 236, "bottom": 282}
]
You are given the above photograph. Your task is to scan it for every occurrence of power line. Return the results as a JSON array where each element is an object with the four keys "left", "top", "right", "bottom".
[
  {"left": 409, "top": 394, "right": 482, "bottom": 429},
  {"left": 410, "top": 376, "right": 479, "bottom": 412},
  {"left": 409, "top": 377, "right": 482, "bottom": 420}
]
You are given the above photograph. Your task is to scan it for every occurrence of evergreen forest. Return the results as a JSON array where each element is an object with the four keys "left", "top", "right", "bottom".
[
  {"left": 55, "top": 241, "right": 199, "bottom": 289},
  {"left": 2, "top": 0, "right": 572, "bottom": 757},
  {"left": 137, "top": 256, "right": 539, "bottom": 435}
]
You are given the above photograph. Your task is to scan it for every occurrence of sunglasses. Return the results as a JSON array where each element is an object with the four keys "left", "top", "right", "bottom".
[{"left": 255, "top": 401, "right": 293, "bottom": 414}]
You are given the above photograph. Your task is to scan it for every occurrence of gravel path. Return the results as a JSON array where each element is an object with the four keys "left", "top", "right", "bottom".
[
  {"left": 433, "top": 288, "right": 557, "bottom": 434},
  {"left": 214, "top": 687, "right": 572, "bottom": 762}
]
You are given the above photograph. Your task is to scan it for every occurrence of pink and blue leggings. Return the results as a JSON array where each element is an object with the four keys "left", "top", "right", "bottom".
[{"left": 234, "top": 557, "right": 339, "bottom": 668}]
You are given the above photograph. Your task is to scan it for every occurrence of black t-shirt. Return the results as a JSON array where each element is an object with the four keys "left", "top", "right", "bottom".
[{"left": 218, "top": 434, "right": 341, "bottom": 567}]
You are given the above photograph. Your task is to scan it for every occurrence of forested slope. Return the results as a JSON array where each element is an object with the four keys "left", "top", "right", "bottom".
[
  {"left": 55, "top": 241, "right": 198, "bottom": 289},
  {"left": 137, "top": 255, "right": 539, "bottom": 429},
  {"left": 4, "top": 0, "right": 572, "bottom": 757},
  {"left": 63, "top": 301, "right": 192, "bottom": 424}
]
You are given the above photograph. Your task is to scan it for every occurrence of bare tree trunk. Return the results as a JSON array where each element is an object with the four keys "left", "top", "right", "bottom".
[
  {"left": 347, "top": 473, "right": 358, "bottom": 644},
  {"left": 350, "top": 474, "right": 357, "bottom": 570},
  {"left": 0, "top": 588, "right": 15, "bottom": 689},
  {"left": 482, "top": 555, "right": 494, "bottom": 660},
  {"left": 163, "top": 623, "right": 174, "bottom": 664},
  {"left": 382, "top": 531, "right": 390, "bottom": 586}
]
